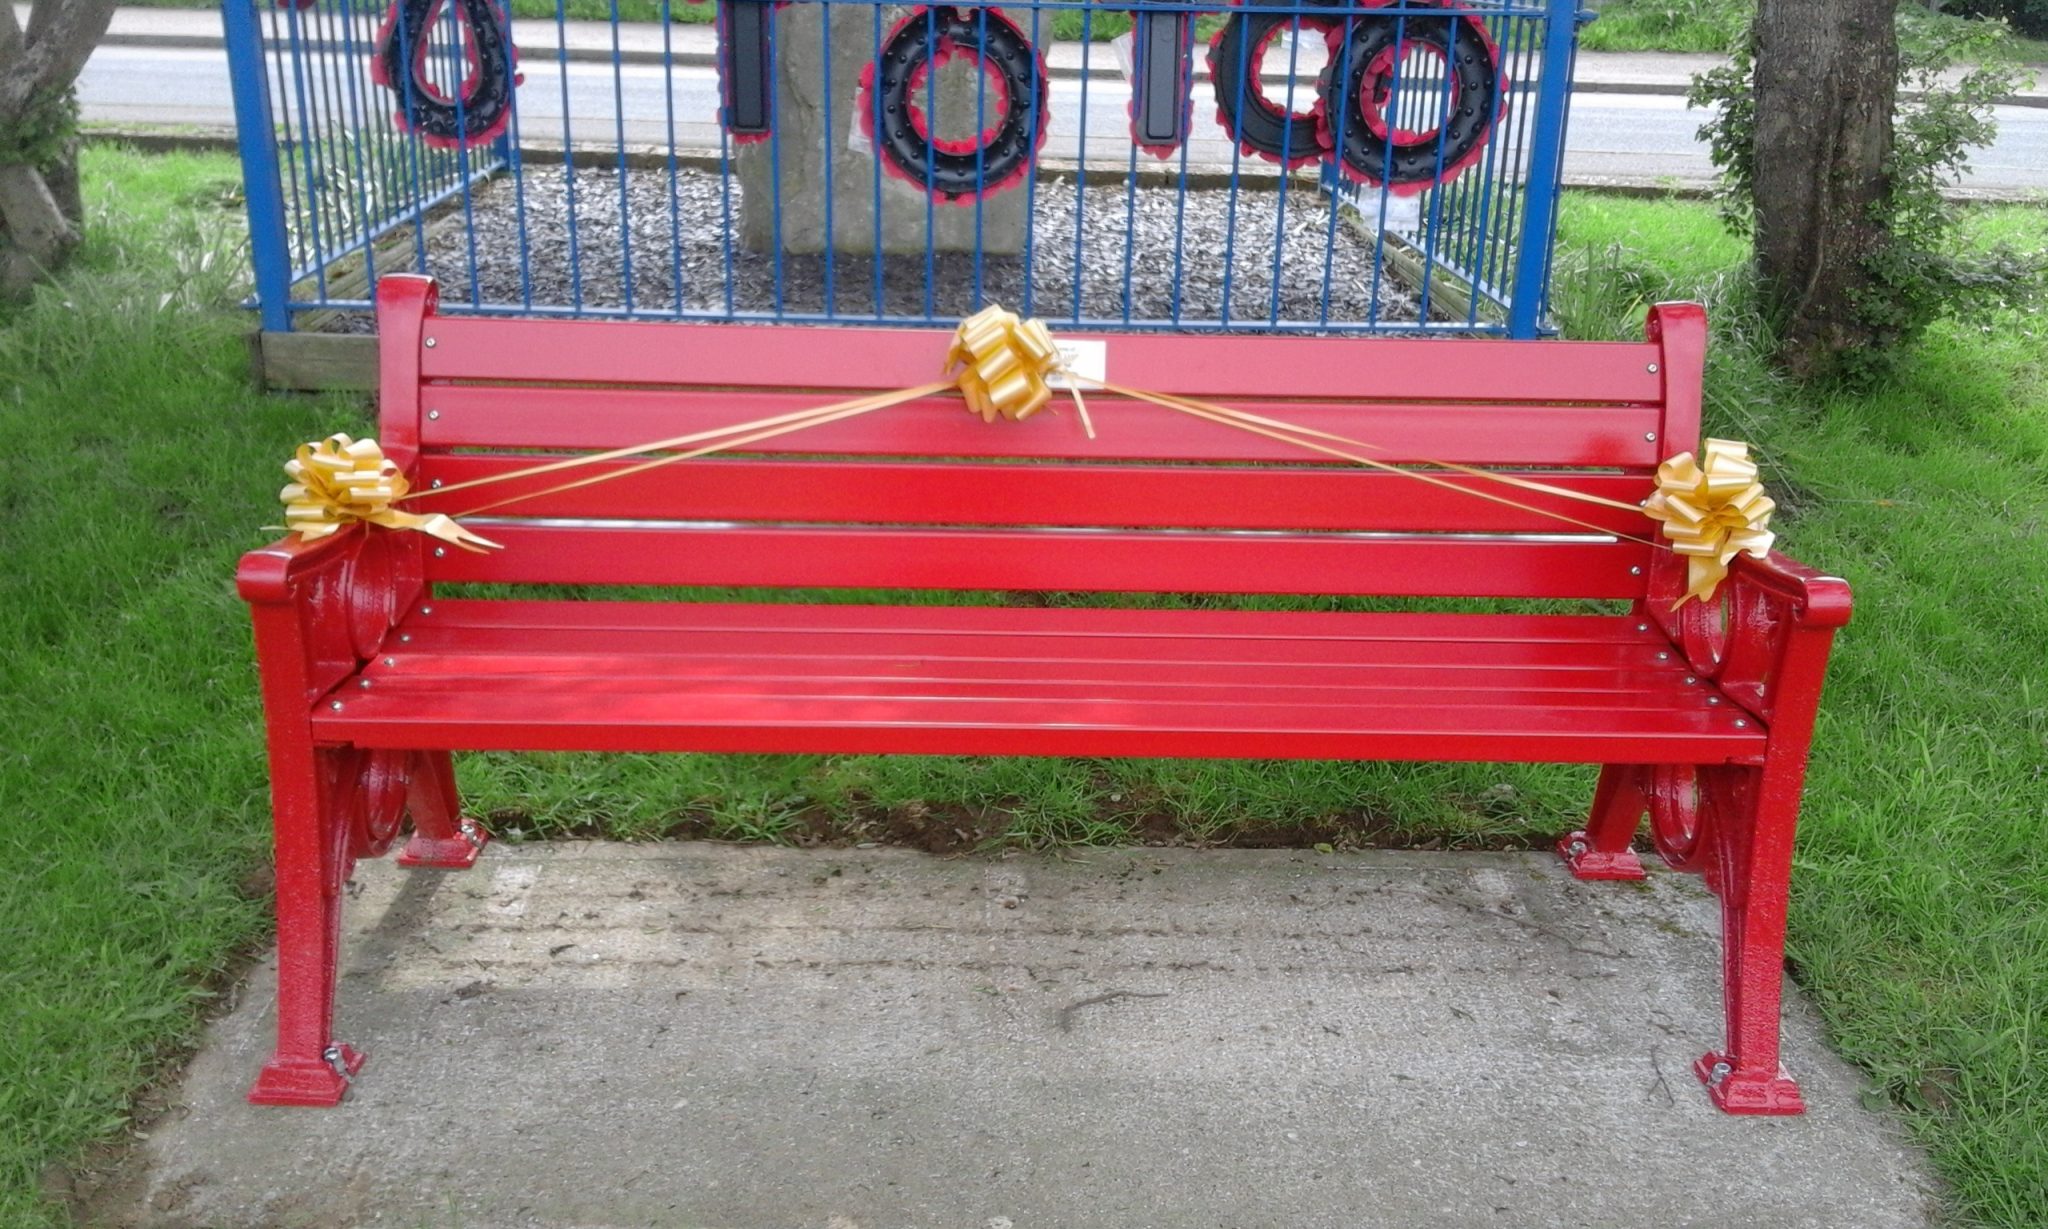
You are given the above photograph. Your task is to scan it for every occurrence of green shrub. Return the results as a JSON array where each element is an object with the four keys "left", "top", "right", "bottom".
[
  {"left": 1579, "top": 0, "right": 1750, "bottom": 53},
  {"left": 1944, "top": 0, "right": 2048, "bottom": 39},
  {"left": 1688, "top": 6, "right": 2047, "bottom": 376}
]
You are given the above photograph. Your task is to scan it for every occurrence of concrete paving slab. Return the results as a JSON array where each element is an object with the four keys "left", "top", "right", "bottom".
[{"left": 99, "top": 843, "right": 1936, "bottom": 1229}]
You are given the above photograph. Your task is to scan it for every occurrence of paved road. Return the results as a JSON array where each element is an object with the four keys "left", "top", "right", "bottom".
[{"left": 79, "top": 43, "right": 2048, "bottom": 191}]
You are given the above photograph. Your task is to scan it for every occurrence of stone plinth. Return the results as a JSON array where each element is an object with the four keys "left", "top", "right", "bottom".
[{"left": 736, "top": 4, "right": 1028, "bottom": 256}]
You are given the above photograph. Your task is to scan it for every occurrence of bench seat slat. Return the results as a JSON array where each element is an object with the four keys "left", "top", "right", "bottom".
[
  {"left": 342, "top": 675, "right": 1730, "bottom": 717},
  {"left": 419, "top": 386, "right": 1667, "bottom": 468},
  {"left": 316, "top": 601, "right": 1758, "bottom": 765},
  {"left": 317, "top": 704, "right": 1755, "bottom": 763},
  {"left": 415, "top": 600, "right": 1652, "bottom": 645},
  {"left": 414, "top": 457, "right": 1653, "bottom": 536},
  {"left": 416, "top": 317, "right": 1668, "bottom": 406},
  {"left": 433, "top": 523, "right": 1652, "bottom": 598},
  {"left": 401, "top": 624, "right": 1666, "bottom": 672},
  {"left": 395, "top": 639, "right": 1679, "bottom": 675},
  {"left": 376, "top": 649, "right": 1702, "bottom": 698}
]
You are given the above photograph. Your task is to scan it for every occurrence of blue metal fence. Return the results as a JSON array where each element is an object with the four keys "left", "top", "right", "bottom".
[{"left": 223, "top": 0, "right": 1581, "bottom": 335}]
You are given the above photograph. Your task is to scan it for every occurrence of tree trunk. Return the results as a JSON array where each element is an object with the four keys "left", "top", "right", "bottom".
[
  {"left": 0, "top": 0, "right": 116, "bottom": 300},
  {"left": 44, "top": 135, "right": 83, "bottom": 224},
  {"left": 1749, "top": 0, "right": 1898, "bottom": 378},
  {"left": 0, "top": 157, "right": 74, "bottom": 296}
]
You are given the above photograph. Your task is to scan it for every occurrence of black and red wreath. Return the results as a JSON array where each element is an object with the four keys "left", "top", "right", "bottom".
[
  {"left": 1206, "top": 0, "right": 1350, "bottom": 171},
  {"left": 370, "top": 0, "right": 522, "bottom": 149},
  {"left": 1318, "top": 5, "right": 1507, "bottom": 193},
  {"left": 857, "top": 6, "right": 1050, "bottom": 204},
  {"left": 1206, "top": 0, "right": 1505, "bottom": 192}
]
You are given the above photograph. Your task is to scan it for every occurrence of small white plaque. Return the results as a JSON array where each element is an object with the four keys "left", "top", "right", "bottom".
[
  {"left": 1109, "top": 30, "right": 1136, "bottom": 84},
  {"left": 1046, "top": 338, "right": 1107, "bottom": 389},
  {"left": 847, "top": 88, "right": 888, "bottom": 155},
  {"left": 846, "top": 90, "right": 872, "bottom": 155},
  {"left": 1335, "top": 189, "right": 1426, "bottom": 233},
  {"left": 1379, "top": 194, "right": 1427, "bottom": 230}
]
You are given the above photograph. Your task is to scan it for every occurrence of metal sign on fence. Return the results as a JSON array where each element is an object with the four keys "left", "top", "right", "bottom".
[{"left": 223, "top": 0, "right": 1581, "bottom": 336}]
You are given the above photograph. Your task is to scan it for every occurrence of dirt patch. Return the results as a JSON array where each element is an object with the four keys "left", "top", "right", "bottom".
[
  {"left": 1203, "top": 808, "right": 1558, "bottom": 854},
  {"left": 872, "top": 800, "right": 1008, "bottom": 855},
  {"left": 486, "top": 789, "right": 1604, "bottom": 858},
  {"left": 1131, "top": 807, "right": 1182, "bottom": 846},
  {"left": 653, "top": 798, "right": 1017, "bottom": 854}
]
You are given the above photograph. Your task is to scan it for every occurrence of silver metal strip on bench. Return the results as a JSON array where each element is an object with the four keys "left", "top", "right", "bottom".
[{"left": 465, "top": 517, "right": 1618, "bottom": 545}]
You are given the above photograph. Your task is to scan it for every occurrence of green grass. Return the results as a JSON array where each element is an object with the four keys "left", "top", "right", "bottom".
[
  {"left": 517, "top": 0, "right": 2048, "bottom": 60},
  {"left": 1552, "top": 195, "right": 2048, "bottom": 1225},
  {"left": 120, "top": 0, "right": 2048, "bottom": 53},
  {"left": 0, "top": 148, "right": 366, "bottom": 1228},
  {"left": 122, "top": 0, "right": 1138, "bottom": 42},
  {"left": 503, "top": 0, "right": 1163, "bottom": 44},
  {"left": 1580, "top": 0, "right": 2048, "bottom": 59},
  {"left": 1578, "top": 0, "right": 1748, "bottom": 53},
  {"left": 5, "top": 149, "right": 2048, "bottom": 1226}
]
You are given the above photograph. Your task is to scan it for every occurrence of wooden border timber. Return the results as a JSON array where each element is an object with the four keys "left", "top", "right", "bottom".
[{"left": 256, "top": 331, "right": 379, "bottom": 392}]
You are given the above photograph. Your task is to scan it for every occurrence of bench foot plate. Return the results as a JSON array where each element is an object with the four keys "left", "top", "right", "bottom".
[
  {"left": 248, "top": 1044, "right": 364, "bottom": 1107},
  {"left": 1696, "top": 1052, "right": 1804, "bottom": 1115},
  {"left": 1556, "top": 831, "right": 1647, "bottom": 881},
  {"left": 396, "top": 818, "right": 490, "bottom": 869}
]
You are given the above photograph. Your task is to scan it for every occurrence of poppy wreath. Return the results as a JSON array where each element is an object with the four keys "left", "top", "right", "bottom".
[
  {"left": 372, "top": 0, "right": 521, "bottom": 149},
  {"left": 858, "top": 6, "right": 1051, "bottom": 204},
  {"left": 1318, "top": 5, "right": 1505, "bottom": 193},
  {"left": 1206, "top": 0, "right": 1350, "bottom": 170}
]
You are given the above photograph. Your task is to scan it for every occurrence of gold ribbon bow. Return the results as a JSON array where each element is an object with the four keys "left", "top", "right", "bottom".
[
  {"left": 264, "top": 313, "right": 1789, "bottom": 599},
  {"left": 278, "top": 433, "right": 500, "bottom": 552},
  {"left": 1644, "top": 437, "right": 1776, "bottom": 606},
  {"left": 946, "top": 305, "right": 1090, "bottom": 433}
]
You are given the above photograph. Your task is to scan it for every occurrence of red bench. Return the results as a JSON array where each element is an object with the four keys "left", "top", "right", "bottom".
[{"left": 240, "top": 274, "right": 1849, "bottom": 1113}]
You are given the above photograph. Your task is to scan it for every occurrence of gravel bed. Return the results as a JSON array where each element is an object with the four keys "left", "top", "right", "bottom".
[{"left": 340, "top": 165, "right": 1417, "bottom": 329}]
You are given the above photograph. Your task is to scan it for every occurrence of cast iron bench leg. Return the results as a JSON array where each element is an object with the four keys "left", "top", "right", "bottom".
[
  {"left": 396, "top": 751, "right": 490, "bottom": 868},
  {"left": 1559, "top": 759, "right": 1805, "bottom": 1113},
  {"left": 1558, "top": 764, "right": 1649, "bottom": 881},
  {"left": 248, "top": 740, "right": 361, "bottom": 1107},
  {"left": 249, "top": 748, "right": 487, "bottom": 1106},
  {"left": 1695, "top": 762, "right": 1806, "bottom": 1114}
]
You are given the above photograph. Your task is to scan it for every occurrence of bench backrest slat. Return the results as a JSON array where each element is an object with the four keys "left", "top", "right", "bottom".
[
  {"left": 415, "top": 314, "right": 1669, "bottom": 406},
  {"left": 429, "top": 524, "right": 1650, "bottom": 600},
  {"left": 378, "top": 278, "right": 1705, "bottom": 603},
  {"left": 418, "top": 386, "right": 1669, "bottom": 469},
  {"left": 416, "top": 457, "right": 1653, "bottom": 537}
]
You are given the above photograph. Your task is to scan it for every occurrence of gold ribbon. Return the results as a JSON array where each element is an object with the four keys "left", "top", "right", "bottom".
[
  {"left": 287, "top": 305, "right": 1776, "bottom": 600},
  {"left": 1644, "top": 437, "right": 1776, "bottom": 605},
  {"left": 278, "top": 433, "right": 500, "bottom": 552},
  {"left": 401, "top": 308, "right": 1081, "bottom": 523},
  {"left": 945, "top": 305, "right": 1093, "bottom": 435}
]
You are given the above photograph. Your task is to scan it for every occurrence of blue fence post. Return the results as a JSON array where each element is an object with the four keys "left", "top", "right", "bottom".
[
  {"left": 221, "top": 0, "right": 294, "bottom": 333},
  {"left": 1506, "top": 0, "right": 1579, "bottom": 338},
  {"left": 226, "top": 0, "right": 1559, "bottom": 335},
  {"left": 490, "top": 0, "right": 517, "bottom": 182}
]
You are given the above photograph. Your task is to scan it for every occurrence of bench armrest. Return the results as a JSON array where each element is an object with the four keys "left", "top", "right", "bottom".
[
  {"left": 237, "top": 530, "right": 358, "bottom": 605},
  {"left": 238, "top": 527, "right": 424, "bottom": 711},
  {"left": 1645, "top": 547, "right": 1850, "bottom": 735},
  {"left": 1729, "top": 551, "right": 1853, "bottom": 630}
]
